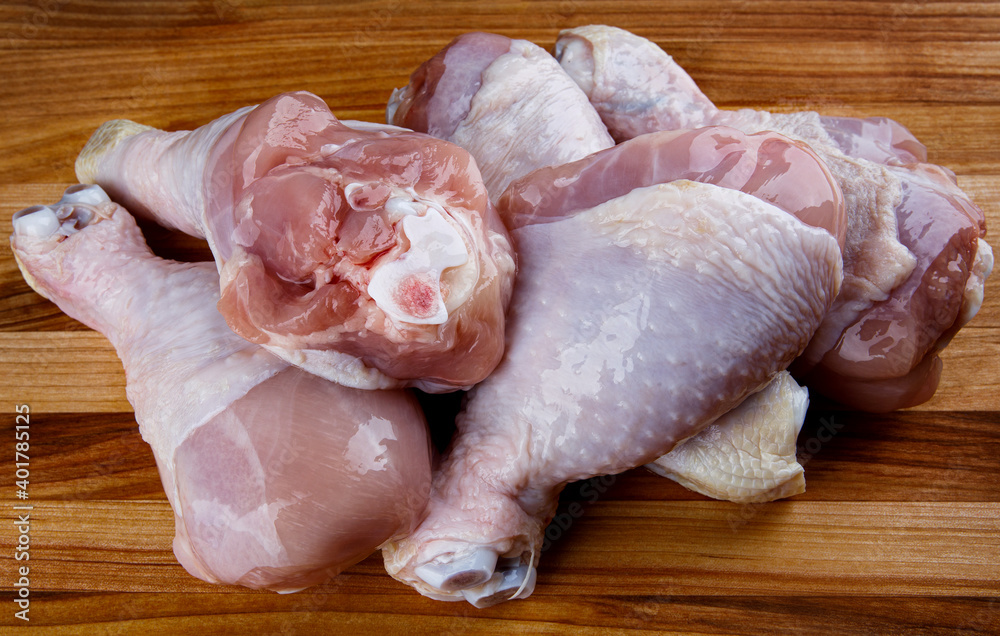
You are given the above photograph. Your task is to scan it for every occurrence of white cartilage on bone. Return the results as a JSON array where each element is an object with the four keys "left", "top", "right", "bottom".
[
  {"left": 383, "top": 196, "right": 421, "bottom": 218},
  {"left": 368, "top": 206, "right": 469, "bottom": 325},
  {"left": 343, "top": 182, "right": 364, "bottom": 206},
  {"left": 13, "top": 185, "right": 113, "bottom": 239},
  {"left": 12, "top": 206, "right": 61, "bottom": 238},
  {"left": 58, "top": 183, "right": 112, "bottom": 206},
  {"left": 460, "top": 561, "right": 537, "bottom": 608},
  {"left": 413, "top": 546, "right": 499, "bottom": 592}
]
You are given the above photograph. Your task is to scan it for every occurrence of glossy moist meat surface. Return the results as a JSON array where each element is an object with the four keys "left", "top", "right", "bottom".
[
  {"left": 76, "top": 91, "right": 516, "bottom": 392},
  {"left": 556, "top": 24, "right": 993, "bottom": 411},
  {"left": 498, "top": 125, "right": 846, "bottom": 245},
  {"left": 384, "top": 181, "right": 843, "bottom": 606}
]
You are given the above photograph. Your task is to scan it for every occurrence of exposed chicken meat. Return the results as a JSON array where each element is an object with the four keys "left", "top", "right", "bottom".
[
  {"left": 819, "top": 115, "right": 928, "bottom": 167},
  {"left": 497, "top": 125, "right": 846, "bottom": 245},
  {"left": 10, "top": 186, "right": 433, "bottom": 592},
  {"left": 75, "top": 91, "right": 516, "bottom": 393},
  {"left": 387, "top": 32, "right": 615, "bottom": 200},
  {"left": 555, "top": 25, "right": 993, "bottom": 411},
  {"left": 383, "top": 179, "right": 843, "bottom": 606},
  {"left": 801, "top": 161, "right": 992, "bottom": 406}
]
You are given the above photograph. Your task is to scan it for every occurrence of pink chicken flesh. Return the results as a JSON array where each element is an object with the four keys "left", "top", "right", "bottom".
[
  {"left": 555, "top": 25, "right": 993, "bottom": 411},
  {"left": 10, "top": 185, "right": 433, "bottom": 591},
  {"left": 498, "top": 125, "right": 846, "bottom": 246},
  {"left": 75, "top": 91, "right": 516, "bottom": 393}
]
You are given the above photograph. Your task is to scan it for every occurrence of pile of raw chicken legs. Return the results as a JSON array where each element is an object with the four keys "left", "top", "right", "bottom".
[{"left": 11, "top": 26, "right": 991, "bottom": 607}]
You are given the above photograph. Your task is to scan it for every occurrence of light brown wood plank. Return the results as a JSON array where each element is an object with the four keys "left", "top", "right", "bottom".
[
  {"left": 2, "top": 1, "right": 999, "bottom": 44},
  {"left": 1, "top": 500, "right": 997, "bottom": 598},
  {"left": 2, "top": 9, "right": 999, "bottom": 181},
  {"left": 0, "top": 333, "right": 129, "bottom": 412}
]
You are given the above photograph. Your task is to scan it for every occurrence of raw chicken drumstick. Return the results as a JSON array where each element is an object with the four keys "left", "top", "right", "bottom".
[
  {"left": 75, "top": 91, "right": 516, "bottom": 393},
  {"left": 383, "top": 175, "right": 844, "bottom": 606},
  {"left": 388, "top": 43, "right": 821, "bottom": 504},
  {"left": 10, "top": 185, "right": 433, "bottom": 592},
  {"left": 389, "top": 39, "right": 849, "bottom": 506},
  {"left": 387, "top": 32, "right": 615, "bottom": 200},
  {"left": 556, "top": 25, "right": 993, "bottom": 411},
  {"left": 496, "top": 124, "right": 847, "bottom": 505}
]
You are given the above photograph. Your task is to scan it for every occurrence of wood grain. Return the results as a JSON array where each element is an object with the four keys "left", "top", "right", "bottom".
[{"left": 1, "top": 1, "right": 999, "bottom": 633}]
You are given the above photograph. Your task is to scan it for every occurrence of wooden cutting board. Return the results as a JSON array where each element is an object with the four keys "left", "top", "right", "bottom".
[{"left": 1, "top": 2, "right": 998, "bottom": 634}]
